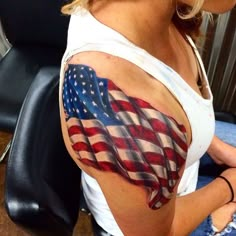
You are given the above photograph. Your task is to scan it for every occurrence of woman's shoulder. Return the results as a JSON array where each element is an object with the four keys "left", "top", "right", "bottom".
[
  {"left": 66, "top": 51, "right": 140, "bottom": 81},
  {"left": 65, "top": 51, "right": 191, "bottom": 139}
]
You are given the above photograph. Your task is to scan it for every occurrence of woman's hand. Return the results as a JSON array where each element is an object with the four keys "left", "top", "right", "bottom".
[
  {"left": 208, "top": 136, "right": 236, "bottom": 167},
  {"left": 211, "top": 168, "right": 236, "bottom": 232},
  {"left": 211, "top": 202, "right": 236, "bottom": 232}
]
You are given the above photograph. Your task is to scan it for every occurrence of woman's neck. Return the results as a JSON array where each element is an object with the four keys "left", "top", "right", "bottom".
[{"left": 90, "top": 0, "right": 176, "bottom": 55}]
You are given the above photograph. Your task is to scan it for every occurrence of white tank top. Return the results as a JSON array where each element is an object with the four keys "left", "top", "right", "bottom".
[{"left": 60, "top": 7, "right": 215, "bottom": 235}]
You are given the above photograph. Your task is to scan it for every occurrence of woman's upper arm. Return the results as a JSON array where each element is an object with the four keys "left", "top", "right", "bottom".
[
  {"left": 60, "top": 53, "right": 188, "bottom": 235},
  {"left": 93, "top": 169, "right": 178, "bottom": 236}
]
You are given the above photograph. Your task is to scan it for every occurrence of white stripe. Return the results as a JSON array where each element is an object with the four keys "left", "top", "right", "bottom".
[
  {"left": 70, "top": 133, "right": 88, "bottom": 144},
  {"left": 141, "top": 108, "right": 166, "bottom": 122},
  {"left": 67, "top": 117, "right": 81, "bottom": 127},
  {"left": 67, "top": 117, "right": 104, "bottom": 130},
  {"left": 150, "top": 164, "right": 167, "bottom": 179},
  {"left": 128, "top": 171, "right": 158, "bottom": 182},
  {"left": 135, "top": 139, "right": 163, "bottom": 155},
  {"left": 162, "top": 187, "right": 173, "bottom": 199},
  {"left": 158, "top": 133, "right": 187, "bottom": 158},
  {"left": 95, "top": 151, "right": 117, "bottom": 163},
  {"left": 106, "top": 125, "right": 130, "bottom": 138},
  {"left": 88, "top": 133, "right": 113, "bottom": 145},
  {"left": 115, "top": 149, "right": 145, "bottom": 163},
  {"left": 108, "top": 90, "right": 130, "bottom": 102},
  {"left": 168, "top": 160, "right": 177, "bottom": 171},
  {"left": 114, "top": 111, "right": 152, "bottom": 129},
  {"left": 81, "top": 119, "right": 104, "bottom": 128},
  {"left": 70, "top": 133, "right": 111, "bottom": 145},
  {"left": 77, "top": 150, "right": 95, "bottom": 161},
  {"left": 78, "top": 150, "right": 117, "bottom": 164}
]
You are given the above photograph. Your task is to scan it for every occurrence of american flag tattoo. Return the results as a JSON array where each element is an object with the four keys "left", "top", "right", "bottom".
[{"left": 62, "top": 64, "right": 188, "bottom": 209}]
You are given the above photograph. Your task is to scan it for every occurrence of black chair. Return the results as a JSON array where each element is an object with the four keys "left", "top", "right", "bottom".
[
  {"left": 4, "top": 68, "right": 108, "bottom": 236},
  {"left": 0, "top": 0, "right": 69, "bottom": 161},
  {"left": 4, "top": 68, "right": 82, "bottom": 236}
]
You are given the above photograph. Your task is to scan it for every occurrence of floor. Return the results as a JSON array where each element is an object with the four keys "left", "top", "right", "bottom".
[{"left": 0, "top": 131, "right": 93, "bottom": 236}]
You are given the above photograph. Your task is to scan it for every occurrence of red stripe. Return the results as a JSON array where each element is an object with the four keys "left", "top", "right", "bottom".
[
  {"left": 110, "top": 100, "right": 137, "bottom": 113},
  {"left": 168, "top": 171, "right": 180, "bottom": 181},
  {"left": 108, "top": 80, "right": 122, "bottom": 91},
  {"left": 132, "top": 97, "right": 152, "bottom": 108},
  {"left": 122, "top": 160, "right": 153, "bottom": 172},
  {"left": 168, "top": 129, "right": 188, "bottom": 151},
  {"left": 80, "top": 158, "right": 98, "bottom": 169},
  {"left": 128, "top": 125, "right": 160, "bottom": 144},
  {"left": 149, "top": 118, "right": 169, "bottom": 133},
  {"left": 98, "top": 161, "right": 119, "bottom": 171},
  {"left": 72, "top": 142, "right": 91, "bottom": 152},
  {"left": 69, "top": 125, "right": 108, "bottom": 137},
  {"left": 144, "top": 152, "right": 165, "bottom": 165},
  {"left": 92, "top": 141, "right": 114, "bottom": 153},
  {"left": 68, "top": 125, "right": 83, "bottom": 136},
  {"left": 84, "top": 126, "right": 107, "bottom": 137},
  {"left": 111, "top": 136, "right": 139, "bottom": 151},
  {"left": 129, "top": 178, "right": 160, "bottom": 189},
  {"left": 164, "top": 148, "right": 186, "bottom": 165}
]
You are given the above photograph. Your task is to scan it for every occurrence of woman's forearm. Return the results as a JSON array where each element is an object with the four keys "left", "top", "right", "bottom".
[
  {"left": 172, "top": 177, "right": 232, "bottom": 236},
  {"left": 208, "top": 135, "right": 236, "bottom": 167}
]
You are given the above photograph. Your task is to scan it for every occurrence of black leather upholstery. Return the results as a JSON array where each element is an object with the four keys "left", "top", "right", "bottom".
[
  {"left": 0, "top": 46, "right": 65, "bottom": 132},
  {"left": 215, "top": 112, "right": 236, "bottom": 124},
  {"left": 5, "top": 68, "right": 81, "bottom": 236},
  {"left": 0, "top": 0, "right": 69, "bottom": 132}
]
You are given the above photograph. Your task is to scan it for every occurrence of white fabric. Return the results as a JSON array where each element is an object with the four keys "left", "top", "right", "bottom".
[{"left": 60, "top": 7, "right": 215, "bottom": 236}]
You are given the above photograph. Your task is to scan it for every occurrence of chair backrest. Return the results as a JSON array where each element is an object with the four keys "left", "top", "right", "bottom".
[
  {"left": 0, "top": 0, "right": 69, "bottom": 48},
  {"left": 5, "top": 68, "right": 81, "bottom": 236},
  {"left": 0, "top": 0, "right": 70, "bottom": 132}
]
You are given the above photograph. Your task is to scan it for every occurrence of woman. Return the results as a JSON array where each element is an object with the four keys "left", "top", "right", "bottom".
[{"left": 59, "top": 0, "right": 236, "bottom": 235}]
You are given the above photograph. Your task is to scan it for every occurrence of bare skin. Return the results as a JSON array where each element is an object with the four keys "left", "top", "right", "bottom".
[
  {"left": 60, "top": 0, "right": 236, "bottom": 235},
  {"left": 207, "top": 137, "right": 236, "bottom": 232}
]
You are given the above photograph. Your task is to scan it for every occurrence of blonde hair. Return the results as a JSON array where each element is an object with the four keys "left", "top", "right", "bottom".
[
  {"left": 177, "top": 0, "right": 205, "bottom": 19},
  {"left": 62, "top": 0, "right": 204, "bottom": 19},
  {"left": 61, "top": 0, "right": 89, "bottom": 14},
  {"left": 61, "top": 0, "right": 206, "bottom": 39}
]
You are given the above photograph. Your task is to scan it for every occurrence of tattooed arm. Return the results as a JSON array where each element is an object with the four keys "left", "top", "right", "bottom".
[{"left": 59, "top": 54, "right": 236, "bottom": 236}]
